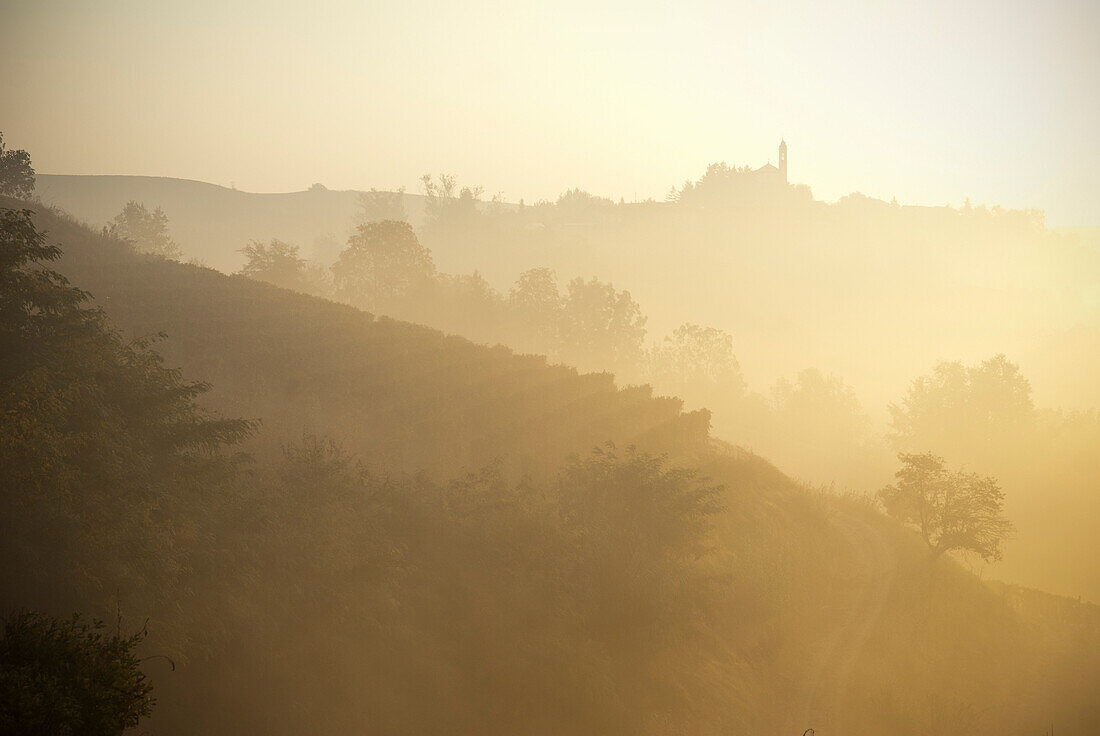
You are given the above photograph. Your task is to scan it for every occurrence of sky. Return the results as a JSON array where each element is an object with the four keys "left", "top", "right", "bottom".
[{"left": 2, "top": 0, "right": 1098, "bottom": 225}]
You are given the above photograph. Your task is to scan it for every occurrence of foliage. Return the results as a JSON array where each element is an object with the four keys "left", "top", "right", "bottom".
[
  {"left": 889, "top": 354, "right": 1035, "bottom": 458},
  {"left": 560, "top": 277, "right": 647, "bottom": 375},
  {"left": 7, "top": 203, "right": 1096, "bottom": 735},
  {"left": 648, "top": 323, "right": 745, "bottom": 402},
  {"left": 332, "top": 220, "right": 434, "bottom": 310},
  {"left": 878, "top": 452, "right": 1014, "bottom": 561},
  {"left": 0, "top": 133, "right": 35, "bottom": 199},
  {"left": 107, "top": 201, "right": 181, "bottom": 259},
  {"left": 0, "top": 612, "right": 154, "bottom": 736},
  {"left": 237, "top": 238, "right": 328, "bottom": 295},
  {"left": 0, "top": 206, "right": 253, "bottom": 616},
  {"left": 420, "top": 173, "right": 483, "bottom": 230},
  {"left": 558, "top": 445, "right": 725, "bottom": 645}
]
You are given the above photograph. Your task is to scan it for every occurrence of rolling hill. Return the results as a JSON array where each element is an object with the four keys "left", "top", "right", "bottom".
[
  {"left": 4, "top": 198, "right": 1098, "bottom": 734},
  {"left": 34, "top": 174, "right": 429, "bottom": 273}
]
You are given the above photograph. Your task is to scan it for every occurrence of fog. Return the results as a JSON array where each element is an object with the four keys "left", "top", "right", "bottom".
[{"left": 2, "top": 1, "right": 1099, "bottom": 734}]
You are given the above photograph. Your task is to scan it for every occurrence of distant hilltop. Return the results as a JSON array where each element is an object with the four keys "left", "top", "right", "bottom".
[
  {"left": 34, "top": 174, "right": 431, "bottom": 273},
  {"left": 34, "top": 165, "right": 1089, "bottom": 278}
]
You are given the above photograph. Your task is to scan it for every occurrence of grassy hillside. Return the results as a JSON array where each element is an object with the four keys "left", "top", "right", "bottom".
[
  {"left": 4, "top": 200, "right": 1098, "bottom": 734},
  {"left": 36, "top": 199, "right": 707, "bottom": 480}
]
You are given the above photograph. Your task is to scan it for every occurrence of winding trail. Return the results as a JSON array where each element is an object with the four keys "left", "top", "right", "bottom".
[{"left": 785, "top": 510, "right": 897, "bottom": 734}]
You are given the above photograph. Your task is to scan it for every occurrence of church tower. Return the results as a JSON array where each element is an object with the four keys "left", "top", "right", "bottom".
[{"left": 778, "top": 139, "right": 788, "bottom": 183}]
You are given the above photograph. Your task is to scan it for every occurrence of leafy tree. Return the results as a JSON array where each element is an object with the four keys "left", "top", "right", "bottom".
[
  {"left": 420, "top": 174, "right": 482, "bottom": 230},
  {"left": 238, "top": 238, "right": 328, "bottom": 296},
  {"left": 0, "top": 133, "right": 35, "bottom": 199},
  {"left": 107, "top": 201, "right": 181, "bottom": 259},
  {"left": 332, "top": 220, "right": 434, "bottom": 311},
  {"left": 0, "top": 612, "right": 155, "bottom": 735},
  {"left": 508, "top": 267, "right": 562, "bottom": 351},
  {"left": 889, "top": 354, "right": 1035, "bottom": 459},
  {"left": 648, "top": 323, "right": 745, "bottom": 401},
  {"left": 559, "top": 277, "right": 646, "bottom": 375},
  {"left": 0, "top": 207, "right": 253, "bottom": 612},
  {"left": 558, "top": 445, "right": 724, "bottom": 646},
  {"left": 878, "top": 452, "right": 1014, "bottom": 561}
]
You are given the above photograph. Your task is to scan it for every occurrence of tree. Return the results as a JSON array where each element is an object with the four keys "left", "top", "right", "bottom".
[
  {"left": 559, "top": 277, "right": 646, "bottom": 376},
  {"left": 648, "top": 323, "right": 745, "bottom": 402},
  {"left": 889, "top": 354, "right": 1035, "bottom": 460},
  {"left": 508, "top": 267, "right": 562, "bottom": 352},
  {"left": 331, "top": 220, "right": 434, "bottom": 311},
  {"left": 107, "top": 201, "right": 181, "bottom": 259},
  {"left": 0, "top": 612, "right": 155, "bottom": 735},
  {"left": 878, "top": 452, "right": 1013, "bottom": 561},
  {"left": 238, "top": 239, "right": 328, "bottom": 296},
  {"left": 0, "top": 206, "right": 253, "bottom": 613},
  {"left": 0, "top": 133, "right": 35, "bottom": 199},
  {"left": 420, "top": 174, "right": 482, "bottom": 230},
  {"left": 558, "top": 445, "right": 723, "bottom": 646}
]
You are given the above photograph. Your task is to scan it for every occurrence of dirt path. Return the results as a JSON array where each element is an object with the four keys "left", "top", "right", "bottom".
[{"left": 785, "top": 509, "right": 897, "bottom": 735}]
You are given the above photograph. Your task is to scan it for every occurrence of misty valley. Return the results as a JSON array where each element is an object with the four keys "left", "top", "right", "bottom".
[
  {"left": 2, "top": 130, "right": 1098, "bottom": 734},
  {"left": 1, "top": 5, "right": 1099, "bottom": 731}
]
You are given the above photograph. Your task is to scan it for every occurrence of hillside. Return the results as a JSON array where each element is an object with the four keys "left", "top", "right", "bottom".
[
  {"left": 37, "top": 200, "right": 707, "bottom": 481},
  {"left": 35, "top": 174, "right": 1100, "bottom": 416},
  {"left": 4, "top": 200, "right": 1098, "bottom": 734},
  {"left": 34, "top": 174, "right": 431, "bottom": 273}
]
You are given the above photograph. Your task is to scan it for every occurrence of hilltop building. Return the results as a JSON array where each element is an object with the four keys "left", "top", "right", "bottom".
[{"left": 751, "top": 139, "right": 788, "bottom": 184}]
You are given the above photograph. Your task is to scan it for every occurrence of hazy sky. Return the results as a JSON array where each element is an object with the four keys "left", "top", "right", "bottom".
[{"left": 2, "top": 0, "right": 1097, "bottom": 224}]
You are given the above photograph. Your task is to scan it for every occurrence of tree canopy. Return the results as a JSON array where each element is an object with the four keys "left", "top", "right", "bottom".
[
  {"left": 878, "top": 452, "right": 1014, "bottom": 561},
  {"left": 890, "top": 354, "right": 1035, "bottom": 459},
  {"left": 332, "top": 220, "right": 435, "bottom": 311},
  {"left": 0, "top": 133, "right": 35, "bottom": 199},
  {"left": 559, "top": 277, "right": 646, "bottom": 375},
  {"left": 0, "top": 612, "right": 155, "bottom": 735},
  {"left": 108, "top": 201, "right": 181, "bottom": 259},
  {"left": 238, "top": 238, "right": 328, "bottom": 295},
  {"left": 0, "top": 207, "right": 253, "bottom": 613},
  {"left": 649, "top": 323, "right": 745, "bottom": 402}
]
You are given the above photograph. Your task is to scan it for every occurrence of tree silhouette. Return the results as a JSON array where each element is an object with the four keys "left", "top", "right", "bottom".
[
  {"left": 108, "top": 201, "right": 181, "bottom": 259},
  {"left": 889, "top": 354, "right": 1035, "bottom": 460},
  {"left": 0, "top": 612, "right": 156, "bottom": 735},
  {"left": 878, "top": 452, "right": 1013, "bottom": 561},
  {"left": 559, "top": 277, "right": 646, "bottom": 375},
  {"left": 508, "top": 267, "right": 562, "bottom": 352},
  {"left": 420, "top": 173, "right": 482, "bottom": 231},
  {"left": 332, "top": 220, "right": 434, "bottom": 311},
  {"left": 649, "top": 323, "right": 745, "bottom": 401},
  {"left": 0, "top": 133, "right": 35, "bottom": 199},
  {"left": 238, "top": 239, "right": 328, "bottom": 295}
]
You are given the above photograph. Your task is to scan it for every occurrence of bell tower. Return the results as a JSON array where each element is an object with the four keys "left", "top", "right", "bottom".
[{"left": 778, "top": 139, "right": 788, "bottom": 184}]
